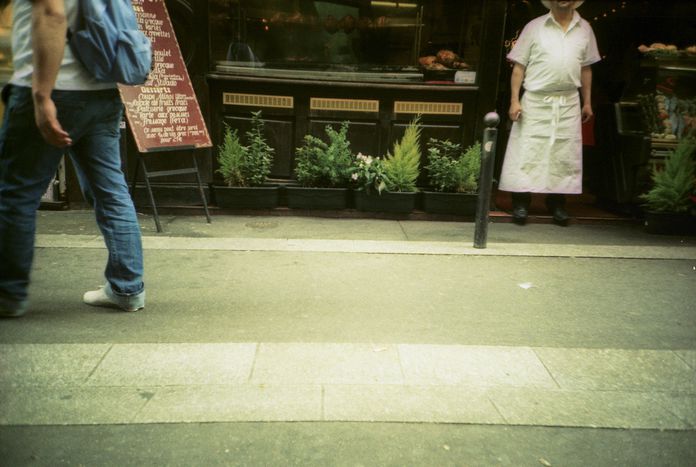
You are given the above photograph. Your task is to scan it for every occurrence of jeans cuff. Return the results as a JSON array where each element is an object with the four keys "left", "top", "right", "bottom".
[
  {"left": 0, "top": 294, "right": 28, "bottom": 317},
  {"left": 104, "top": 283, "right": 145, "bottom": 310}
]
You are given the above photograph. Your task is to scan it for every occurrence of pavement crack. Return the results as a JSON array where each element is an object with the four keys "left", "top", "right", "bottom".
[
  {"left": 84, "top": 344, "right": 114, "bottom": 384},
  {"left": 672, "top": 350, "right": 695, "bottom": 371},
  {"left": 321, "top": 385, "right": 326, "bottom": 421},
  {"left": 532, "top": 348, "right": 562, "bottom": 389},
  {"left": 487, "top": 395, "right": 509, "bottom": 424},
  {"left": 247, "top": 343, "right": 261, "bottom": 383}
]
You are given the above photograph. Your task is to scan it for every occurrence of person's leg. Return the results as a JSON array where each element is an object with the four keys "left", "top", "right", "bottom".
[
  {"left": 546, "top": 193, "right": 569, "bottom": 226},
  {"left": 0, "top": 86, "right": 64, "bottom": 317},
  {"left": 67, "top": 90, "right": 144, "bottom": 311},
  {"left": 511, "top": 191, "right": 531, "bottom": 225}
]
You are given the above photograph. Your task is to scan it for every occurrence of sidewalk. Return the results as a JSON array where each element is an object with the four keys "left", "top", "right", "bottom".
[{"left": 2, "top": 210, "right": 695, "bottom": 465}]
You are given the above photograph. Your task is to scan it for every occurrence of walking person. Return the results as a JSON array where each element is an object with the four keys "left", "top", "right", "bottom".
[
  {"left": 0, "top": 0, "right": 145, "bottom": 317},
  {"left": 499, "top": 0, "right": 601, "bottom": 225}
]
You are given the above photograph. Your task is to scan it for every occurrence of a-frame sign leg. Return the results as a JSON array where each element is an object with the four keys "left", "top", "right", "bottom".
[
  {"left": 137, "top": 154, "right": 163, "bottom": 233},
  {"left": 130, "top": 150, "right": 210, "bottom": 233},
  {"left": 191, "top": 153, "right": 211, "bottom": 224}
]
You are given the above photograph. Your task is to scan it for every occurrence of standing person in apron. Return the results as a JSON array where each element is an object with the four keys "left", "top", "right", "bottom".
[{"left": 499, "top": 0, "right": 600, "bottom": 225}]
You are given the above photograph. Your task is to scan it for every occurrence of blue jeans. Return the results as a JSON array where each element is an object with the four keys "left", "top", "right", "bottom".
[{"left": 0, "top": 86, "right": 144, "bottom": 311}]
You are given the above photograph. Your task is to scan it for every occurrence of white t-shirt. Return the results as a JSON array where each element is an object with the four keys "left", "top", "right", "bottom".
[
  {"left": 507, "top": 11, "right": 601, "bottom": 93},
  {"left": 9, "top": 0, "right": 115, "bottom": 90}
]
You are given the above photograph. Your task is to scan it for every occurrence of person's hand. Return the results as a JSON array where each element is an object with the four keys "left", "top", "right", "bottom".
[
  {"left": 581, "top": 103, "right": 594, "bottom": 124},
  {"left": 33, "top": 95, "right": 72, "bottom": 148},
  {"left": 509, "top": 101, "right": 522, "bottom": 122}
]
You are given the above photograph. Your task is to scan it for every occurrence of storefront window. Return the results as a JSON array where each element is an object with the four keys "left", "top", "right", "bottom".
[{"left": 209, "top": 0, "right": 483, "bottom": 84}]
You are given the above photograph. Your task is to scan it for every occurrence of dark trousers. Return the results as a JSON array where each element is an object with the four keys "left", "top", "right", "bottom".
[{"left": 511, "top": 192, "right": 566, "bottom": 210}]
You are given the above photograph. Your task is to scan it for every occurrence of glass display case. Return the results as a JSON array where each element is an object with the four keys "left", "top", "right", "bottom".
[{"left": 208, "top": 0, "right": 483, "bottom": 84}]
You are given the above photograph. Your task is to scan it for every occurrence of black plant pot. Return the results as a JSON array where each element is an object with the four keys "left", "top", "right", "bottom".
[
  {"left": 354, "top": 189, "right": 416, "bottom": 213},
  {"left": 422, "top": 191, "right": 477, "bottom": 215},
  {"left": 286, "top": 186, "right": 350, "bottom": 210},
  {"left": 644, "top": 210, "right": 696, "bottom": 235},
  {"left": 213, "top": 185, "right": 279, "bottom": 209}
]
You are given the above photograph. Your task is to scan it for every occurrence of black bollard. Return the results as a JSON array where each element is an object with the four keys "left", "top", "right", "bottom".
[{"left": 473, "top": 112, "right": 500, "bottom": 249}]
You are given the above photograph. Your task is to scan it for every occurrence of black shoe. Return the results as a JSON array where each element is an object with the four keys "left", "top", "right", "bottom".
[
  {"left": 511, "top": 192, "right": 531, "bottom": 225},
  {"left": 545, "top": 194, "right": 569, "bottom": 226},
  {"left": 551, "top": 207, "right": 570, "bottom": 226},
  {"left": 512, "top": 206, "right": 528, "bottom": 225}
]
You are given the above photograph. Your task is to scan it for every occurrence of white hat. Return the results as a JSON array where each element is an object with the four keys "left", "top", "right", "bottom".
[{"left": 541, "top": 1, "right": 585, "bottom": 9}]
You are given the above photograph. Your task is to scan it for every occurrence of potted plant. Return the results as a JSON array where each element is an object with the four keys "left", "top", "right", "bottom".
[
  {"left": 214, "top": 111, "right": 278, "bottom": 209},
  {"left": 353, "top": 116, "right": 421, "bottom": 213},
  {"left": 422, "top": 138, "right": 481, "bottom": 215},
  {"left": 640, "top": 137, "right": 696, "bottom": 234},
  {"left": 287, "top": 122, "right": 353, "bottom": 210}
]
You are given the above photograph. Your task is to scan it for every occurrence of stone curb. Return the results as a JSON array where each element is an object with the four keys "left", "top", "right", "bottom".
[
  {"left": 2, "top": 343, "right": 694, "bottom": 429},
  {"left": 34, "top": 234, "right": 696, "bottom": 260}
]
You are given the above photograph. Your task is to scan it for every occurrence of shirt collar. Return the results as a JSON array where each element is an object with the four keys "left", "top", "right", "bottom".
[{"left": 544, "top": 10, "right": 581, "bottom": 32}]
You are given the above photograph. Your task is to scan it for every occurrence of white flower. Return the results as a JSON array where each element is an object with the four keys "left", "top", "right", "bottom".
[{"left": 351, "top": 172, "right": 359, "bottom": 181}]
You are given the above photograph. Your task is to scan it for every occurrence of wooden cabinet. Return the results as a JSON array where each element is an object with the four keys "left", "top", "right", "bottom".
[{"left": 208, "top": 73, "right": 481, "bottom": 183}]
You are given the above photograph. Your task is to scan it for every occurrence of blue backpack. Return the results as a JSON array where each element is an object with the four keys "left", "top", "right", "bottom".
[{"left": 68, "top": 0, "right": 152, "bottom": 85}]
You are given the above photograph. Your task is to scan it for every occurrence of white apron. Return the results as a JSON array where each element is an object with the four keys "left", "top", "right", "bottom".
[{"left": 499, "top": 90, "right": 583, "bottom": 194}]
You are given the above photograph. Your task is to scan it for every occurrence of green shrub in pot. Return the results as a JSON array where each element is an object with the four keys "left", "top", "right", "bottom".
[
  {"left": 425, "top": 138, "right": 481, "bottom": 193},
  {"left": 294, "top": 122, "right": 353, "bottom": 188},
  {"left": 216, "top": 110, "right": 273, "bottom": 187}
]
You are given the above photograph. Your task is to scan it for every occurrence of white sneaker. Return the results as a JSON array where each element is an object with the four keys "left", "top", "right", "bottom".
[{"left": 83, "top": 285, "right": 144, "bottom": 312}]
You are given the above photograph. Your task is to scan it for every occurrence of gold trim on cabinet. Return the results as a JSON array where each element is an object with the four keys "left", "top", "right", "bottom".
[
  {"left": 310, "top": 97, "right": 379, "bottom": 113},
  {"left": 223, "top": 92, "right": 294, "bottom": 109},
  {"left": 394, "top": 101, "right": 463, "bottom": 115}
]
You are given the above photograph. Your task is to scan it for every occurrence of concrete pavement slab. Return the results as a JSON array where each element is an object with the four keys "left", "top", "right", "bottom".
[
  {"left": 134, "top": 384, "right": 322, "bottom": 423},
  {"left": 87, "top": 343, "right": 257, "bottom": 386},
  {"left": 0, "top": 343, "right": 110, "bottom": 387},
  {"left": 323, "top": 385, "right": 504, "bottom": 424},
  {"left": 534, "top": 348, "right": 696, "bottom": 393},
  {"left": 0, "top": 386, "right": 147, "bottom": 425},
  {"left": 398, "top": 345, "right": 557, "bottom": 388},
  {"left": 489, "top": 388, "right": 690, "bottom": 430},
  {"left": 251, "top": 343, "right": 404, "bottom": 384}
]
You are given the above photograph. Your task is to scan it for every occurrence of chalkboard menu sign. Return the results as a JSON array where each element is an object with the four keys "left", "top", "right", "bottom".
[{"left": 119, "top": 0, "right": 211, "bottom": 153}]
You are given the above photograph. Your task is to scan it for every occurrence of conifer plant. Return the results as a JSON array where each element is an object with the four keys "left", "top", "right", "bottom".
[
  {"left": 640, "top": 137, "right": 695, "bottom": 213},
  {"left": 383, "top": 115, "right": 422, "bottom": 192}
]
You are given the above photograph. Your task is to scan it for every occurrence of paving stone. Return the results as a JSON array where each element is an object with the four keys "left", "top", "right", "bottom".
[
  {"left": 324, "top": 385, "right": 504, "bottom": 424},
  {"left": 534, "top": 348, "right": 696, "bottom": 393},
  {"left": 398, "top": 345, "right": 557, "bottom": 388},
  {"left": 134, "top": 384, "right": 322, "bottom": 423},
  {"left": 0, "top": 344, "right": 110, "bottom": 387},
  {"left": 650, "top": 394, "right": 696, "bottom": 428},
  {"left": 87, "top": 343, "right": 257, "bottom": 386},
  {"left": 489, "top": 388, "right": 690, "bottom": 430},
  {"left": 251, "top": 343, "right": 404, "bottom": 384},
  {"left": 674, "top": 350, "right": 696, "bottom": 370},
  {"left": 0, "top": 386, "right": 146, "bottom": 425}
]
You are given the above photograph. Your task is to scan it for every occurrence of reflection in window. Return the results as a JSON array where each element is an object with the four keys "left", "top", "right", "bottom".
[{"left": 209, "top": 0, "right": 483, "bottom": 83}]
